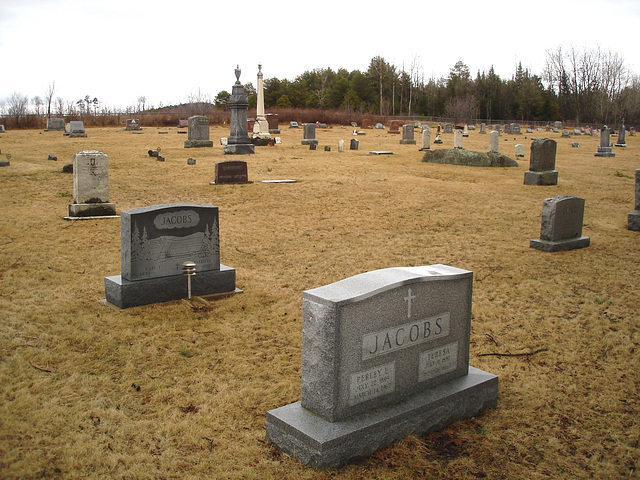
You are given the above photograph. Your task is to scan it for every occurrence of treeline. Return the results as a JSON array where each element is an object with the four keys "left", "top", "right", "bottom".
[{"left": 2, "top": 46, "right": 639, "bottom": 129}]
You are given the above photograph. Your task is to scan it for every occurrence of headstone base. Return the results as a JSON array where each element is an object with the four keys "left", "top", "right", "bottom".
[
  {"left": 68, "top": 203, "right": 117, "bottom": 217},
  {"left": 399, "top": 139, "right": 417, "bottom": 145},
  {"left": 530, "top": 236, "right": 590, "bottom": 252},
  {"left": 104, "top": 264, "right": 237, "bottom": 309},
  {"left": 269, "top": 129, "right": 281, "bottom": 134},
  {"left": 594, "top": 147, "right": 615, "bottom": 157},
  {"left": 614, "top": 143, "right": 626, "bottom": 148},
  {"left": 524, "top": 170, "right": 558, "bottom": 186},
  {"left": 184, "top": 140, "right": 214, "bottom": 148},
  {"left": 251, "top": 137, "right": 272, "bottom": 146},
  {"left": 224, "top": 144, "right": 255, "bottom": 154},
  {"left": 0, "top": 161, "right": 10, "bottom": 167},
  {"left": 628, "top": 211, "right": 640, "bottom": 231},
  {"left": 301, "top": 139, "right": 319, "bottom": 146},
  {"left": 266, "top": 367, "right": 498, "bottom": 470}
]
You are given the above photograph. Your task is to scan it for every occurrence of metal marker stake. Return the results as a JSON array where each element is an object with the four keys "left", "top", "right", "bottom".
[{"left": 182, "top": 261, "right": 196, "bottom": 299}]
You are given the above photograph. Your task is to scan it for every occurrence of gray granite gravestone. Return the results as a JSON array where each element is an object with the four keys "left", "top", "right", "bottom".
[
  {"left": 45, "top": 118, "right": 65, "bottom": 131},
  {"left": 628, "top": 168, "right": 640, "bottom": 231},
  {"left": 104, "top": 203, "right": 237, "bottom": 308},
  {"left": 443, "top": 123, "right": 453, "bottom": 134},
  {"left": 350, "top": 138, "right": 359, "bottom": 150},
  {"left": 67, "top": 150, "right": 117, "bottom": 218},
  {"left": 594, "top": 126, "right": 615, "bottom": 157},
  {"left": 301, "top": 123, "right": 318, "bottom": 146},
  {"left": 224, "top": 66, "right": 255, "bottom": 155},
  {"left": 125, "top": 119, "right": 142, "bottom": 131},
  {"left": 480, "top": 123, "right": 486, "bottom": 134},
  {"left": 0, "top": 125, "right": 5, "bottom": 133},
  {"left": 68, "top": 121, "right": 87, "bottom": 137},
  {"left": 399, "top": 124, "right": 416, "bottom": 145},
  {"left": 524, "top": 138, "right": 558, "bottom": 186},
  {"left": 184, "top": 116, "right": 213, "bottom": 148},
  {"left": 530, "top": 195, "right": 590, "bottom": 252},
  {"left": 615, "top": 121, "right": 626, "bottom": 147},
  {"left": 266, "top": 265, "right": 498, "bottom": 469},
  {"left": 554, "top": 121, "right": 563, "bottom": 129}
]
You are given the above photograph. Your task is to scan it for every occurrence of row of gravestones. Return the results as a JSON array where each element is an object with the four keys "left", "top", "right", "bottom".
[{"left": 59, "top": 139, "right": 640, "bottom": 469}]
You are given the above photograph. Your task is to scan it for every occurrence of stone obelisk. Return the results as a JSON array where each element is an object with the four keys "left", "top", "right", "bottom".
[
  {"left": 224, "top": 65, "right": 255, "bottom": 155},
  {"left": 252, "top": 64, "right": 271, "bottom": 145}
]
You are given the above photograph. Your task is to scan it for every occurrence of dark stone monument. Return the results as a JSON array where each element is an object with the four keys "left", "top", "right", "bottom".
[
  {"left": 104, "top": 204, "right": 238, "bottom": 308},
  {"left": 266, "top": 113, "right": 280, "bottom": 134},
  {"left": 301, "top": 123, "right": 318, "bottom": 146},
  {"left": 224, "top": 66, "right": 255, "bottom": 155},
  {"left": 524, "top": 138, "right": 558, "bottom": 186},
  {"left": 350, "top": 138, "right": 359, "bottom": 150},
  {"left": 388, "top": 120, "right": 401, "bottom": 134},
  {"left": 266, "top": 265, "right": 498, "bottom": 469},
  {"left": 530, "top": 196, "right": 590, "bottom": 252},
  {"left": 214, "top": 160, "right": 252, "bottom": 184},
  {"left": 615, "top": 120, "right": 626, "bottom": 147},
  {"left": 628, "top": 168, "right": 640, "bottom": 231}
]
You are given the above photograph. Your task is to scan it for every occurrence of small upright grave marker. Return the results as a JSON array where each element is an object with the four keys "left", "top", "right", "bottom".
[
  {"left": 184, "top": 116, "right": 213, "bottom": 148},
  {"left": 45, "top": 118, "right": 65, "bottom": 131},
  {"left": 67, "top": 121, "right": 87, "bottom": 137},
  {"left": 66, "top": 150, "right": 117, "bottom": 218},
  {"left": 531, "top": 195, "right": 590, "bottom": 252},
  {"left": 387, "top": 120, "right": 401, "bottom": 134},
  {"left": 594, "top": 126, "right": 615, "bottom": 157},
  {"left": 104, "top": 204, "right": 238, "bottom": 308},
  {"left": 399, "top": 124, "right": 416, "bottom": 145},
  {"left": 301, "top": 123, "right": 318, "bottom": 145},
  {"left": 489, "top": 131, "right": 499, "bottom": 153},
  {"left": 615, "top": 121, "right": 626, "bottom": 147},
  {"left": 266, "top": 265, "right": 498, "bottom": 469},
  {"left": 515, "top": 144, "right": 525, "bottom": 157},
  {"left": 213, "top": 161, "right": 252, "bottom": 184},
  {"left": 524, "top": 138, "right": 558, "bottom": 186},
  {"left": 420, "top": 125, "right": 431, "bottom": 151}
]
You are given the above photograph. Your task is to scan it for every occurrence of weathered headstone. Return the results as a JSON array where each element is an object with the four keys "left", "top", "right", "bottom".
[
  {"left": 492, "top": 124, "right": 501, "bottom": 135},
  {"left": 67, "top": 150, "right": 117, "bottom": 217},
  {"left": 561, "top": 129, "right": 570, "bottom": 138},
  {"left": 45, "top": 118, "right": 65, "bottom": 131},
  {"left": 443, "top": 123, "right": 453, "bottom": 134},
  {"left": 213, "top": 160, "right": 252, "bottom": 184},
  {"left": 68, "top": 121, "right": 87, "bottom": 138},
  {"left": 0, "top": 125, "right": 5, "bottom": 133},
  {"left": 480, "top": 123, "right": 487, "bottom": 134},
  {"left": 362, "top": 118, "right": 373, "bottom": 129},
  {"left": 515, "top": 144, "right": 525, "bottom": 157},
  {"left": 388, "top": 120, "right": 401, "bottom": 134},
  {"left": 594, "top": 126, "right": 615, "bottom": 157},
  {"left": 420, "top": 126, "right": 431, "bottom": 151},
  {"left": 571, "top": 142, "right": 581, "bottom": 148},
  {"left": 399, "top": 124, "right": 416, "bottom": 145},
  {"left": 530, "top": 196, "right": 590, "bottom": 252},
  {"left": 375, "top": 123, "right": 385, "bottom": 129},
  {"left": 104, "top": 203, "right": 237, "bottom": 308},
  {"left": 266, "top": 113, "right": 280, "bottom": 134},
  {"left": 454, "top": 129, "right": 464, "bottom": 149},
  {"left": 573, "top": 128, "right": 581, "bottom": 136},
  {"left": 184, "top": 116, "right": 213, "bottom": 148},
  {"left": 615, "top": 120, "right": 626, "bottom": 147},
  {"left": 350, "top": 138, "right": 359, "bottom": 150},
  {"left": 628, "top": 168, "right": 640, "bottom": 231},
  {"left": 554, "top": 121, "right": 563, "bottom": 130},
  {"left": 289, "top": 121, "right": 299, "bottom": 128},
  {"left": 124, "top": 119, "right": 142, "bottom": 131},
  {"left": 266, "top": 265, "right": 498, "bottom": 469},
  {"left": 224, "top": 66, "right": 255, "bottom": 154},
  {"left": 338, "top": 139, "right": 344, "bottom": 152},
  {"left": 509, "top": 123, "right": 521, "bottom": 135},
  {"left": 301, "top": 123, "right": 318, "bottom": 146},
  {"left": 489, "top": 131, "right": 499, "bottom": 153},
  {"left": 187, "top": 158, "right": 196, "bottom": 165},
  {"left": 524, "top": 138, "right": 558, "bottom": 186},
  {"left": 462, "top": 125, "right": 469, "bottom": 137},
  {"left": 177, "top": 118, "right": 189, "bottom": 128}
]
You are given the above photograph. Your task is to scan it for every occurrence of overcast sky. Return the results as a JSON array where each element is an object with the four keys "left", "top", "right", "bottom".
[{"left": 1, "top": 0, "right": 638, "bottom": 111}]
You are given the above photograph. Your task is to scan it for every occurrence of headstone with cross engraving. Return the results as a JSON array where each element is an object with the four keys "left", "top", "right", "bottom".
[{"left": 266, "top": 264, "right": 498, "bottom": 469}]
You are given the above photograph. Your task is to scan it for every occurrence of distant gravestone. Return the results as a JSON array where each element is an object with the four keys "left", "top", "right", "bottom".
[
  {"left": 301, "top": 123, "right": 318, "bottom": 145},
  {"left": 480, "top": 123, "right": 487, "bottom": 134},
  {"left": 628, "top": 168, "right": 640, "bottom": 231},
  {"left": 510, "top": 123, "right": 521, "bottom": 134},
  {"left": 104, "top": 203, "right": 237, "bottom": 308},
  {"left": 462, "top": 125, "right": 469, "bottom": 137},
  {"left": 375, "top": 123, "right": 385, "bottom": 129},
  {"left": 571, "top": 142, "right": 581, "bottom": 148},
  {"left": 124, "top": 119, "right": 142, "bottom": 131},
  {"left": 526, "top": 128, "right": 533, "bottom": 133},
  {"left": 214, "top": 160, "right": 252, "bottom": 184},
  {"left": 338, "top": 139, "right": 344, "bottom": 152},
  {"left": 266, "top": 265, "right": 498, "bottom": 469},
  {"left": 515, "top": 144, "right": 524, "bottom": 157},
  {"left": 0, "top": 125, "right": 5, "bottom": 133},
  {"left": 388, "top": 120, "right": 401, "bottom": 134},
  {"left": 573, "top": 128, "right": 581, "bottom": 136},
  {"left": 68, "top": 121, "right": 87, "bottom": 138},
  {"left": 187, "top": 157, "right": 196, "bottom": 165},
  {"left": 561, "top": 129, "right": 570, "bottom": 137},
  {"left": 492, "top": 124, "right": 501, "bottom": 135},
  {"left": 67, "top": 150, "right": 116, "bottom": 218},
  {"left": 224, "top": 66, "right": 255, "bottom": 155},
  {"left": 289, "top": 121, "right": 299, "bottom": 128},
  {"left": 362, "top": 118, "right": 373, "bottom": 129},
  {"left": 177, "top": 118, "right": 189, "bottom": 128},
  {"left": 350, "top": 138, "right": 359, "bottom": 150},
  {"left": 554, "top": 121, "right": 563, "bottom": 129},
  {"left": 489, "top": 131, "right": 499, "bottom": 153},
  {"left": 524, "top": 138, "right": 558, "bottom": 186},
  {"left": 184, "top": 116, "right": 213, "bottom": 148},
  {"left": 443, "top": 123, "right": 453, "bottom": 134},
  {"left": 399, "top": 124, "right": 416, "bottom": 145},
  {"left": 420, "top": 125, "right": 431, "bottom": 151},
  {"left": 594, "top": 126, "right": 615, "bottom": 157},
  {"left": 615, "top": 121, "right": 626, "bottom": 147},
  {"left": 45, "top": 118, "right": 65, "bottom": 131},
  {"left": 266, "top": 113, "right": 280, "bottom": 134},
  {"left": 454, "top": 130, "right": 464, "bottom": 149},
  {"left": 530, "top": 196, "right": 590, "bottom": 252}
]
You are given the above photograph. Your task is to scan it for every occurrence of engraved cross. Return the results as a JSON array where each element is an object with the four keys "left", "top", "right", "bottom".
[{"left": 404, "top": 287, "right": 416, "bottom": 319}]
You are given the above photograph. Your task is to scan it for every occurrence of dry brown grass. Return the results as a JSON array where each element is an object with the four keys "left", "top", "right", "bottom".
[{"left": 0, "top": 124, "right": 638, "bottom": 479}]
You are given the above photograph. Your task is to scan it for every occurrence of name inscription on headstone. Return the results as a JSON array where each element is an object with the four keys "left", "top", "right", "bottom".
[{"left": 349, "top": 362, "right": 395, "bottom": 406}]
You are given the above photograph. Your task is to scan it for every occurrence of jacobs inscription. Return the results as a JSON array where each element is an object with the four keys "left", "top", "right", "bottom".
[{"left": 362, "top": 313, "right": 450, "bottom": 360}]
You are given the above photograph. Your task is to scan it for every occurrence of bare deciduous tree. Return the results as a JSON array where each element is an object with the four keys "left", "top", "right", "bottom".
[{"left": 44, "top": 82, "right": 56, "bottom": 118}]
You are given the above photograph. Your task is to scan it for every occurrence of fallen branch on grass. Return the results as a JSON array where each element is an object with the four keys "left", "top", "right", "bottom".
[
  {"left": 28, "top": 360, "right": 56, "bottom": 373},
  {"left": 477, "top": 348, "right": 548, "bottom": 358}
]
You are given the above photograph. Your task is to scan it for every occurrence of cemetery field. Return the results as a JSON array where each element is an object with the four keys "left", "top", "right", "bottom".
[{"left": 1, "top": 124, "right": 639, "bottom": 479}]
